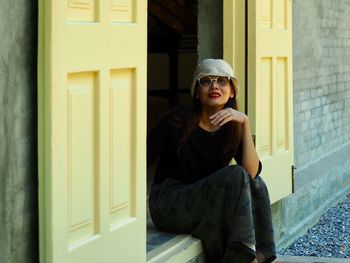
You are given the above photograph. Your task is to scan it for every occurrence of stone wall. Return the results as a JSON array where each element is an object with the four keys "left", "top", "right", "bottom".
[
  {"left": 0, "top": 0, "right": 38, "bottom": 262},
  {"left": 293, "top": 0, "right": 350, "bottom": 172},
  {"left": 197, "top": 0, "right": 223, "bottom": 61}
]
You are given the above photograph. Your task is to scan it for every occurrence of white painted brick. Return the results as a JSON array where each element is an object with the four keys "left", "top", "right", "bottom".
[
  {"left": 315, "top": 98, "right": 321, "bottom": 107},
  {"left": 293, "top": 0, "right": 350, "bottom": 169},
  {"left": 302, "top": 122, "right": 309, "bottom": 132},
  {"left": 305, "top": 110, "right": 311, "bottom": 120},
  {"left": 301, "top": 101, "right": 310, "bottom": 111}
]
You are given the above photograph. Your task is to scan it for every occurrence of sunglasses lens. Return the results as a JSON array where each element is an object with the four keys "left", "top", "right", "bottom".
[
  {"left": 217, "top": 77, "right": 229, "bottom": 86},
  {"left": 198, "top": 76, "right": 212, "bottom": 87},
  {"left": 198, "top": 76, "right": 229, "bottom": 87}
]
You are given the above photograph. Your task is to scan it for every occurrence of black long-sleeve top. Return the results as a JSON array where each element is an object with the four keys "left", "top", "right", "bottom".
[{"left": 147, "top": 106, "right": 260, "bottom": 184}]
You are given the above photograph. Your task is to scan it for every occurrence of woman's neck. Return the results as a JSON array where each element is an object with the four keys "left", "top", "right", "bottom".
[{"left": 198, "top": 107, "right": 223, "bottom": 132}]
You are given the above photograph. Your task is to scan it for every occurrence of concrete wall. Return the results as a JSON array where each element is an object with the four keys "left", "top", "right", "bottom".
[
  {"left": 273, "top": 144, "right": 350, "bottom": 249},
  {"left": 293, "top": 0, "right": 350, "bottom": 174},
  {"left": 197, "top": 0, "right": 223, "bottom": 61},
  {"left": 0, "top": 0, "right": 38, "bottom": 262}
]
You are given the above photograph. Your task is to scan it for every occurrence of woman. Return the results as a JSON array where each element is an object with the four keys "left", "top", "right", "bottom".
[{"left": 147, "top": 59, "right": 276, "bottom": 263}]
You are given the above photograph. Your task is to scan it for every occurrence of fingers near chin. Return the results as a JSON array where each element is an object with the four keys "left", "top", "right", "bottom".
[
  {"left": 212, "top": 116, "right": 223, "bottom": 125},
  {"left": 218, "top": 118, "right": 228, "bottom": 126}
]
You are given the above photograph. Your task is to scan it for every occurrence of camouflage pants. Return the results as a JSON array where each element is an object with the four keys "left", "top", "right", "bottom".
[{"left": 149, "top": 165, "right": 276, "bottom": 263}]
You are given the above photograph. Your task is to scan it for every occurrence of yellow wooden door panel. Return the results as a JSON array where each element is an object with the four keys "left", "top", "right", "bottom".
[
  {"left": 39, "top": 0, "right": 147, "bottom": 262},
  {"left": 223, "top": 0, "right": 246, "bottom": 110},
  {"left": 248, "top": 0, "right": 294, "bottom": 203},
  {"left": 66, "top": 72, "right": 97, "bottom": 246}
]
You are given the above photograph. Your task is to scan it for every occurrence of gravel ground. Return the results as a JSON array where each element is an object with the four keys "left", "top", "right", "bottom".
[{"left": 278, "top": 193, "right": 350, "bottom": 258}]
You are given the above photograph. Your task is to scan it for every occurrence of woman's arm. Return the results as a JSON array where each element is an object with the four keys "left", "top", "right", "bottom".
[
  {"left": 240, "top": 116, "right": 260, "bottom": 178},
  {"left": 210, "top": 109, "right": 260, "bottom": 178}
]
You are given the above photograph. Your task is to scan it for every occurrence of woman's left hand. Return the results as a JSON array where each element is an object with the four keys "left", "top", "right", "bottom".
[{"left": 209, "top": 108, "right": 248, "bottom": 126}]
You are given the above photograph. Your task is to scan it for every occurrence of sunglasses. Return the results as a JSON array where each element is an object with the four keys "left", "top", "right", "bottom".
[{"left": 197, "top": 75, "right": 230, "bottom": 88}]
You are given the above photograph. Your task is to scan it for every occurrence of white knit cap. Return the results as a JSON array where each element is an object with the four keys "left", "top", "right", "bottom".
[{"left": 190, "top": 59, "right": 238, "bottom": 97}]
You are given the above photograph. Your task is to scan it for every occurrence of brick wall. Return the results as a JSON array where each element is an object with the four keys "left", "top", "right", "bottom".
[
  {"left": 293, "top": 0, "right": 350, "bottom": 170},
  {"left": 0, "top": 0, "right": 38, "bottom": 262}
]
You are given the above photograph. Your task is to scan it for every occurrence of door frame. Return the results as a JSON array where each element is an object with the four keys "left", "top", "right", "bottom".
[{"left": 223, "top": 0, "right": 247, "bottom": 113}]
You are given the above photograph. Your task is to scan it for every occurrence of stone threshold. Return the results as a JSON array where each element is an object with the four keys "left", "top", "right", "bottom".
[
  {"left": 146, "top": 225, "right": 350, "bottom": 263},
  {"left": 147, "top": 234, "right": 204, "bottom": 263},
  {"left": 147, "top": 219, "right": 204, "bottom": 263}
]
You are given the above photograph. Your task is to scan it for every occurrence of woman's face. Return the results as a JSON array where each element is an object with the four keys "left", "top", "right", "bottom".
[{"left": 196, "top": 75, "right": 234, "bottom": 109}]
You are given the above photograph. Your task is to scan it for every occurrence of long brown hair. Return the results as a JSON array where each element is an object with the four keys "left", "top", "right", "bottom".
[{"left": 177, "top": 81, "right": 243, "bottom": 166}]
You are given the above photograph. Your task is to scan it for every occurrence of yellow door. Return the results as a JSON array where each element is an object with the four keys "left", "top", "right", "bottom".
[
  {"left": 224, "top": 0, "right": 294, "bottom": 203},
  {"left": 248, "top": 0, "right": 294, "bottom": 203},
  {"left": 223, "top": 0, "right": 246, "bottom": 111},
  {"left": 38, "top": 0, "right": 147, "bottom": 262}
]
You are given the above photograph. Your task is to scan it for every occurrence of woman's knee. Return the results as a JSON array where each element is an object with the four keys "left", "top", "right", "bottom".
[
  {"left": 250, "top": 175, "right": 270, "bottom": 198},
  {"left": 228, "top": 165, "right": 250, "bottom": 180},
  {"left": 221, "top": 165, "right": 250, "bottom": 188}
]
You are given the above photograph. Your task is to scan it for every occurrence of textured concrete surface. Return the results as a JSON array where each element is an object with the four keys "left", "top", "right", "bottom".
[
  {"left": 294, "top": 144, "right": 350, "bottom": 190},
  {"left": 272, "top": 144, "right": 350, "bottom": 250},
  {"left": 0, "top": 0, "right": 38, "bottom": 262},
  {"left": 198, "top": 0, "right": 223, "bottom": 61}
]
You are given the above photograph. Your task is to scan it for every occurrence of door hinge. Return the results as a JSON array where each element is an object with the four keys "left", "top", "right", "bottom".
[
  {"left": 252, "top": 134, "right": 256, "bottom": 146},
  {"left": 291, "top": 165, "right": 296, "bottom": 193}
]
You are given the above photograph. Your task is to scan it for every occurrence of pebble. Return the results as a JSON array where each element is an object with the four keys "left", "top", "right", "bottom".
[{"left": 278, "top": 193, "right": 350, "bottom": 258}]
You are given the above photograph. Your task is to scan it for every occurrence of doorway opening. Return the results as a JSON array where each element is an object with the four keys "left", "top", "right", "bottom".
[
  {"left": 146, "top": 0, "right": 198, "bottom": 193},
  {"left": 146, "top": 0, "right": 225, "bottom": 256},
  {"left": 146, "top": 0, "right": 225, "bottom": 196},
  {"left": 147, "top": 0, "right": 223, "bottom": 256},
  {"left": 146, "top": 0, "right": 198, "bottom": 254}
]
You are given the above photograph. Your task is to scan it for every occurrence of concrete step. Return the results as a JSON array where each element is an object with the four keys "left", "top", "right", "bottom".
[
  {"left": 147, "top": 219, "right": 204, "bottom": 263},
  {"left": 147, "top": 218, "right": 350, "bottom": 263},
  {"left": 147, "top": 234, "right": 204, "bottom": 263}
]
